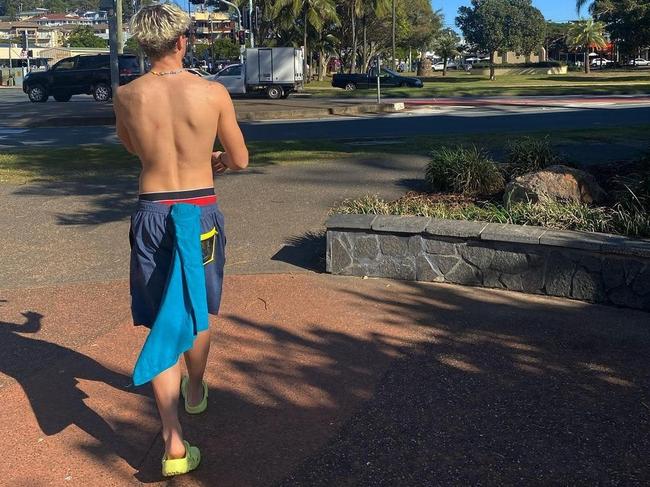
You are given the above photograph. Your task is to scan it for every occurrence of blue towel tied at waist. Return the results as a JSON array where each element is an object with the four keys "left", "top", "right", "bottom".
[{"left": 133, "top": 203, "right": 209, "bottom": 386}]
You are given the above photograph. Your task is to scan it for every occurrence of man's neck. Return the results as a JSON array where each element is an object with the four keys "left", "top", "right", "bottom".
[{"left": 150, "top": 55, "right": 184, "bottom": 74}]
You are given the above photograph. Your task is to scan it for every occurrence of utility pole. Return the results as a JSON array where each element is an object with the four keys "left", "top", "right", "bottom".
[
  {"left": 376, "top": 56, "right": 381, "bottom": 103},
  {"left": 108, "top": 2, "right": 120, "bottom": 97},
  {"left": 219, "top": 0, "right": 243, "bottom": 62},
  {"left": 391, "top": 0, "right": 396, "bottom": 70},
  {"left": 249, "top": 0, "right": 254, "bottom": 48},
  {"left": 116, "top": 0, "right": 123, "bottom": 54}
]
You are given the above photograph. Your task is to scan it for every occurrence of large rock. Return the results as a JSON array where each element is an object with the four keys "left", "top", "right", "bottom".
[{"left": 504, "top": 165, "right": 606, "bottom": 205}]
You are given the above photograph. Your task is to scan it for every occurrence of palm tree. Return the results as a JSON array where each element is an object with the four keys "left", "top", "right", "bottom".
[
  {"left": 273, "top": 0, "right": 339, "bottom": 80},
  {"left": 575, "top": 0, "right": 613, "bottom": 16},
  {"left": 434, "top": 28, "right": 460, "bottom": 77},
  {"left": 575, "top": 0, "right": 592, "bottom": 14},
  {"left": 567, "top": 19, "right": 607, "bottom": 74},
  {"left": 312, "top": 32, "right": 339, "bottom": 80},
  {"left": 360, "top": 0, "right": 391, "bottom": 72}
]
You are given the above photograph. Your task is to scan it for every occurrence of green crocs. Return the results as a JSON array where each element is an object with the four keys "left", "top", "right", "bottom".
[
  {"left": 161, "top": 440, "right": 201, "bottom": 477},
  {"left": 180, "top": 375, "right": 208, "bottom": 414}
]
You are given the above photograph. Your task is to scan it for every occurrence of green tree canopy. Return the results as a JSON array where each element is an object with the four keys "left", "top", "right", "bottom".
[
  {"left": 545, "top": 21, "right": 571, "bottom": 59},
  {"left": 67, "top": 26, "right": 107, "bottom": 48},
  {"left": 456, "top": 0, "right": 546, "bottom": 80},
  {"left": 591, "top": 0, "right": 650, "bottom": 58},
  {"left": 124, "top": 36, "right": 141, "bottom": 55}
]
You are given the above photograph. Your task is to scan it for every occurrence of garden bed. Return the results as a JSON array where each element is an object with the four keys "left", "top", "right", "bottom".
[{"left": 326, "top": 137, "right": 650, "bottom": 310}]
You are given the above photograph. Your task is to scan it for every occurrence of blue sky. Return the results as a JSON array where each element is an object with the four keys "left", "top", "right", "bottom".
[{"left": 432, "top": 0, "right": 588, "bottom": 29}]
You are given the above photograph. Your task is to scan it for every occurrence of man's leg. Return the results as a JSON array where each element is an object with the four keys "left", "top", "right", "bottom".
[
  {"left": 183, "top": 329, "right": 211, "bottom": 406},
  {"left": 151, "top": 361, "right": 186, "bottom": 459}
]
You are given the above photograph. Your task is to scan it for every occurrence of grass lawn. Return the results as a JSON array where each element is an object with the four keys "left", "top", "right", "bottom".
[
  {"left": 1, "top": 125, "right": 649, "bottom": 184},
  {"left": 305, "top": 70, "right": 650, "bottom": 98}
]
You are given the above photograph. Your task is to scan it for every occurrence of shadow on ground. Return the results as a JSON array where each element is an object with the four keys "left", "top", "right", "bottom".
[
  {"left": 4, "top": 277, "right": 650, "bottom": 484},
  {"left": 271, "top": 232, "right": 326, "bottom": 272},
  {"left": 0, "top": 310, "right": 147, "bottom": 470},
  {"left": 12, "top": 174, "right": 138, "bottom": 225},
  {"left": 272, "top": 282, "right": 650, "bottom": 485}
]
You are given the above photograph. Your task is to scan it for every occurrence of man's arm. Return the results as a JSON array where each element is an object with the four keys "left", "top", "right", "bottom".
[
  {"left": 214, "top": 84, "right": 248, "bottom": 170},
  {"left": 114, "top": 89, "right": 136, "bottom": 155}
]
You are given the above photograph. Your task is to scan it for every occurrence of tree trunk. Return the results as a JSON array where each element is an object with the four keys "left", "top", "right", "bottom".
[
  {"left": 362, "top": 13, "right": 367, "bottom": 73},
  {"left": 304, "top": 8, "right": 309, "bottom": 82},
  {"left": 417, "top": 52, "right": 432, "bottom": 76},
  {"left": 443, "top": 59, "right": 447, "bottom": 77},
  {"left": 584, "top": 48, "right": 589, "bottom": 74},
  {"left": 391, "top": 0, "right": 396, "bottom": 70},
  {"left": 350, "top": 3, "right": 357, "bottom": 73},
  {"left": 318, "top": 47, "right": 325, "bottom": 81},
  {"left": 489, "top": 51, "right": 496, "bottom": 80}
]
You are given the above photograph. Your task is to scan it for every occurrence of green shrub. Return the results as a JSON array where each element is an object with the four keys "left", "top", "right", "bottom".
[
  {"left": 426, "top": 145, "right": 505, "bottom": 196},
  {"left": 505, "top": 136, "right": 559, "bottom": 177},
  {"left": 331, "top": 194, "right": 650, "bottom": 238},
  {"left": 610, "top": 156, "right": 650, "bottom": 212}
]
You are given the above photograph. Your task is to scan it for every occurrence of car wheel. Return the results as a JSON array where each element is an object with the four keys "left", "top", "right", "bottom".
[
  {"left": 266, "top": 85, "right": 283, "bottom": 99},
  {"left": 27, "top": 85, "right": 48, "bottom": 103},
  {"left": 54, "top": 94, "right": 72, "bottom": 102},
  {"left": 93, "top": 83, "right": 112, "bottom": 102},
  {"left": 344, "top": 82, "right": 357, "bottom": 91},
  {"left": 398, "top": 82, "right": 405, "bottom": 88}
]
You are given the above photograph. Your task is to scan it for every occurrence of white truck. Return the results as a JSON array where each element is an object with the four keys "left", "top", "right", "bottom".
[{"left": 212, "top": 47, "right": 304, "bottom": 99}]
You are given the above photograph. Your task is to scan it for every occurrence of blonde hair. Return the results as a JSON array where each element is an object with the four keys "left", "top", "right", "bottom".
[{"left": 130, "top": 3, "right": 191, "bottom": 60}]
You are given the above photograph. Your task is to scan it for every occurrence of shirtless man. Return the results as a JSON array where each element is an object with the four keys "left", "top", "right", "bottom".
[{"left": 113, "top": 4, "right": 248, "bottom": 477}]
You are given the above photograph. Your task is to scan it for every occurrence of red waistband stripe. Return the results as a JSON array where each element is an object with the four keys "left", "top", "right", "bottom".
[{"left": 155, "top": 195, "right": 217, "bottom": 206}]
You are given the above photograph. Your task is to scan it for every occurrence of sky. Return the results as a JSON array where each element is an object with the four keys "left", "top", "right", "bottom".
[{"left": 432, "top": 0, "right": 588, "bottom": 29}]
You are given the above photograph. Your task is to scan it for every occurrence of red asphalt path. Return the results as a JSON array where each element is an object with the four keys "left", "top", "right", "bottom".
[
  {"left": 403, "top": 95, "right": 650, "bottom": 108},
  {"left": 2, "top": 274, "right": 650, "bottom": 485}
]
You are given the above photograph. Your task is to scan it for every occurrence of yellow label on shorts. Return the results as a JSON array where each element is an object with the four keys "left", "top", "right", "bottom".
[{"left": 200, "top": 227, "right": 217, "bottom": 265}]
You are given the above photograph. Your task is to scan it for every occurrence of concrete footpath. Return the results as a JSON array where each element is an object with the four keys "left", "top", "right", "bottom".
[{"left": 2, "top": 273, "right": 650, "bottom": 485}]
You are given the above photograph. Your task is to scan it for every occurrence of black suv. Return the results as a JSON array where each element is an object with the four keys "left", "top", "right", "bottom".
[{"left": 23, "top": 54, "right": 141, "bottom": 103}]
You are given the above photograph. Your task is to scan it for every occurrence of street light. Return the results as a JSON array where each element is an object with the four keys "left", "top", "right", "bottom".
[{"left": 218, "top": 0, "right": 244, "bottom": 61}]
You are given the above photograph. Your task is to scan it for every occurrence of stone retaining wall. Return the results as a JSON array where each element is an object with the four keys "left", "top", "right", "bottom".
[{"left": 326, "top": 215, "right": 650, "bottom": 311}]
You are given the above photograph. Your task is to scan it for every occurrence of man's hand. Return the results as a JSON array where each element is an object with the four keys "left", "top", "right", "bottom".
[{"left": 211, "top": 151, "right": 228, "bottom": 175}]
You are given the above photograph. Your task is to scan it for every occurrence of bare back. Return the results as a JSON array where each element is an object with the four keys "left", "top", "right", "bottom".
[{"left": 114, "top": 72, "right": 245, "bottom": 193}]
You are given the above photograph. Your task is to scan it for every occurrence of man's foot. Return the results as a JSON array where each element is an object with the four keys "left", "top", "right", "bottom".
[
  {"left": 180, "top": 376, "right": 208, "bottom": 414},
  {"left": 162, "top": 440, "right": 201, "bottom": 477}
]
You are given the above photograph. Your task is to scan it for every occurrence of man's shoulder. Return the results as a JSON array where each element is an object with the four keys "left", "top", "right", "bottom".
[
  {"left": 115, "top": 78, "right": 142, "bottom": 102},
  {"left": 190, "top": 76, "right": 232, "bottom": 107},
  {"left": 193, "top": 75, "right": 228, "bottom": 96}
]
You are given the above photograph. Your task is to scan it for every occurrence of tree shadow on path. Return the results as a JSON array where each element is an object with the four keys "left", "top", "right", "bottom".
[
  {"left": 274, "top": 281, "right": 650, "bottom": 485},
  {"left": 0, "top": 310, "right": 149, "bottom": 471}
]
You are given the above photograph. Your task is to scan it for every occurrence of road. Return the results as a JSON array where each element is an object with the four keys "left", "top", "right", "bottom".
[
  {"left": 1, "top": 89, "right": 650, "bottom": 148},
  {"left": 1, "top": 102, "right": 650, "bottom": 148}
]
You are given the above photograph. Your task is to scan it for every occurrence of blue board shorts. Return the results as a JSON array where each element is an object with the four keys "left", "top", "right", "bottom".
[{"left": 129, "top": 198, "right": 226, "bottom": 328}]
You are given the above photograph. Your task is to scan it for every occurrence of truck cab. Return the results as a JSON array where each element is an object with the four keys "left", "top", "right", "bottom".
[
  {"left": 212, "top": 64, "right": 246, "bottom": 94},
  {"left": 211, "top": 47, "right": 304, "bottom": 99}
]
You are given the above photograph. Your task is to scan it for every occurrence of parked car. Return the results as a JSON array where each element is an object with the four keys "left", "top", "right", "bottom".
[
  {"left": 432, "top": 61, "right": 458, "bottom": 71},
  {"left": 332, "top": 67, "right": 423, "bottom": 90},
  {"left": 590, "top": 57, "right": 612, "bottom": 68},
  {"left": 627, "top": 58, "right": 650, "bottom": 67},
  {"left": 22, "top": 54, "right": 141, "bottom": 103},
  {"left": 210, "top": 48, "right": 303, "bottom": 99}
]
